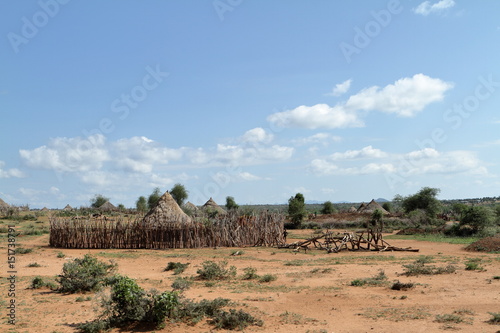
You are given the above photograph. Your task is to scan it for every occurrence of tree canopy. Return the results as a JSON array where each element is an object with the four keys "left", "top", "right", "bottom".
[
  {"left": 320, "top": 201, "right": 335, "bottom": 215},
  {"left": 401, "top": 187, "right": 441, "bottom": 218},
  {"left": 225, "top": 196, "right": 239, "bottom": 210},
  {"left": 170, "top": 183, "right": 188, "bottom": 207},
  {"left": 90, "top": 194, "right": 109, "bottom": 208},
  {"left": 288, "top": 193, "right": 306, "bottom": 228},
  {"left": 147, "top": 188, "right": 162, "bottom": 210},
  {"left": 136, "top": 196, "right": 147, "bottom": 213}
]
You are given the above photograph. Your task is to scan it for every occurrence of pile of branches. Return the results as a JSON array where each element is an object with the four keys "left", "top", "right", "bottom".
[{"left": 279, "top": 229, "right": 419, "bottom": 253}]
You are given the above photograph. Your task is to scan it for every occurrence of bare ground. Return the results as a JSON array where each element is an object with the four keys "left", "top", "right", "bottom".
[{"left": 1, "top": 230, "right": 499, "bottom": 333}]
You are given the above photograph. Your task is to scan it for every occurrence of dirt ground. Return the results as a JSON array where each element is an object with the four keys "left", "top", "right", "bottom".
[{"left": 1, "top": 230, "right": 499, "bottom": 333}]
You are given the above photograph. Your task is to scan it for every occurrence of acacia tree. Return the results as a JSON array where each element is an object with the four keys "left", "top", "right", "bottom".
[
  {"left": 225, "top": 196, "right": 239, "bottom": 211},
  {"left": 170, "top": 184, "right": 188, "bottom": 207},
  {"left": 136, "top": 196, "right": 147, "bottom": 213},
  {"left": 147, "top": 188, "right": 162, "bottom": 210},
  {"left": 460, "top": 206, "right": 494, "bottom": 234},
  {"left": 288, "top": 193, "right": 306, "bottom": 228},
  {"left": 401, "top": 187, "right": 441, "bottom": 218},
  {"left": 90, "top": 194, "right": 109, "bottom": 208}
]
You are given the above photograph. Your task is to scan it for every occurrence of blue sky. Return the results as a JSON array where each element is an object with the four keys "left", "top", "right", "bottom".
[{"left": 1, "top": 0, "right": 499, "bottom": 208}]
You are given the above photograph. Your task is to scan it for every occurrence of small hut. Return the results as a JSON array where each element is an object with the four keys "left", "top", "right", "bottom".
[
  {"left": 63, "top": 204, "right": 73, "bottom": 211},
  {"left": 143, "top": 191, "right": 192, "bottom": 224},
  {"left": 184, "top": 201, "right": 199, "bottom": 214},
  {"left": 348, "top": 206, "right": 357, "bottom": 213},
  {"left": 99, "top": 201, "right": 117, "bottom": 212},
  {"left": 356, "top": 202, "right": 366, "bottom": 213},
  {"left": 357, "top": 199, "right": 389, "bottom": 214},
  {"left": 202, "top": 197, "right": 227, "bottom": 215},
  {"left": 0, "top": 198, "right": 10, "bottom": 213}
]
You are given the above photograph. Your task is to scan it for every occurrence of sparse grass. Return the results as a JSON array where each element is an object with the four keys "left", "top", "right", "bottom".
[
  {"left": 75, "top": 296, "right": 92, "bottom": 302},
  {"left": 284, "top": 259, "right": 305, "bottom": 266},
  {"left": 435, "top": 313, "right": 464, "bottom": 324},
  {"left": 27, "top": 262, "right": 41, "bottom": 267},
  {"left": 164, "top": 262, "right": 190, "bottom": 275},
  {"left": 231, "top": 250, "right": 244, "bottom": 256},
  {"left": 464, "top": 258, "right": 484, "bottom": 271},
  {"left": 361, "top": 307, "right": 431, "bottom": 321},
  {"left": 16, "top": 247, "right": 33, "bottom": 254},
  {"left": 210, "top": 308, "right": 263, "bottom": 330},
  {"left": 56, "top": 252, "right": 65, "bottom": 258},
  {"left": 96, "top": 251, "right": 139, "bottom": 259},
  {"left": 30, "top": 276, "right": 56, "bottom": 290},
  {"left": 279, "top": 311, "right": 323, "bottom": 325},
  {"left": 401, "top": 259, "right": 456, "bottom": 276},
  {"left": 350, "top": 270, "right": 388, "bottom": 287},
  {"left": 385, "top": 234, "right": 480, "bottom": 245}
]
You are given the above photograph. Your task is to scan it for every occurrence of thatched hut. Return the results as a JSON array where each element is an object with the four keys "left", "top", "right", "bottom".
[
  {"left": 357, "top": 199, "right": 388, "bottom": 214},
  {"left": 63, "top": 204, "right": 73, "bottom": 211},
  {"left": 0, "top": 198, "right": 10, "bottom": 213},
  {"left": 143, "top": 191, "right": 192, "bottom": 224},
  {"left": 202, "top": 197, "right": 227, "bottom": 215},
  {"left": 348, "top": 206, "right": 357, "bottom": 213},
  {"left": 99, "top": 201, "right": 116, "bottom": 212},
  {"left": 184, "top": 201, "right": 199, "bottom": 214}
]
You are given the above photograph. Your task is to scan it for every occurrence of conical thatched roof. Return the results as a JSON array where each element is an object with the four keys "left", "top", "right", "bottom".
[
  {"left": 202, "top": 197, "right": 227, "bottom": 215},
  {"left": 358, "top": 199, "right": 388, "bottom": 214},
  {"left": 99, "top": 201, "right": 116, "bottom": 211},
  {"left": 41, "top": 207, "right": 49, "bottom": 212},
  {"left": 63, "top": 204, "right": 73, "bottom": 211},
  {"left": 348, "top": 206, "right": 357, "bottom": 213},
  {"left": 356, "top": 202, "right": 366, "bottom": 212},
  {"left": 143, "top": 191, "right": 192, "bottom": 224},
  {"left": 0, "top": 197, "right": 10, "bottom": 209},
  {"left": 184, "top": 201, "right": 199, "bottom": 212}
]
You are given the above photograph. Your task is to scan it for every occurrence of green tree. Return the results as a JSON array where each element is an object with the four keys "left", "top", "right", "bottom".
[
  {"left": 371, "top": 209, "right": 384, "bottom": 230},
  {"left": 451, "top": 203, "right": 468, "bottom": 219},
  {"left": 321, "top": 201, "right": 336, "bottom": 214},
  {"left": 170, "top": 183, "right": 188, "bottom": 207},
  {"left": 90, "top": 194, "right": 109, "bottom": 208},
  {"left": 401, "top": 187, "right": 441, "bottom": 218},
  {"left": 136, "top": 196, "right": 147, "bottom": 213},
  {"left": 225, "top": 196, "right": 239, "bottom": 211},
  {"left": 382, "top": 202, "right": 392, "bottom": 213},
  {"left": 288, "top": 193, "right": 306, "bottom": 228},
  {"left": 460, "top": 206, "right": 494, "bottom": 234},
  {"left": 148, "top": 187, "right": 162, "bottom": 210}
]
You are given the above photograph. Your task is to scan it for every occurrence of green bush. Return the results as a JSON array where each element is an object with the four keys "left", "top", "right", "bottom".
[
  {"left": 57, "top": 254, "right": 117, "bottom": 293},
  {"left": 487, "top": 312, "right": 500, "bottom": 325},
  {"left": 258, "top": 274, "right": 277, "bottom": 283},
  {"left": 241, "top": 267, "right": 258, "bottom": 280},
  {"left": 148, "top": 291, "right": 179, "bottom": 327},
  {"left": 211, "top": 309, "right": 263, "bottom": 330},
  {"left": 171, "top": 277, "right": 192, "bottom": 291},
  {"left": 351, "top": 270, "right": 388, "bottom": 286},
  {"left": 391, "top": 281, "right": 415, "bottom": 290},
  {"left": 16, "top": 247, "right": 33, "bottom": 254},
  {"left": 108, "top": 275, "right": 149, "bottom": 322},
  {"left": 31, "top": 276, "right": 56, "bottom": 289},
  {"left": 196, "top": 261, "right": 236, "bottom": 280},
  {"left": 164, "top": 262, "right": 190, "bottom": 275},
  {"left": 27, "top": 262, "right": 41, "bottom": 267},
  {"left": 464, "top": 258, "right": 484, "bottom": 271},
  {"left": 180, "top": 297, "right": 230, "bottom": 323},
  {"left": 77, "top": 319, "right": 110, "bottom": 333}
]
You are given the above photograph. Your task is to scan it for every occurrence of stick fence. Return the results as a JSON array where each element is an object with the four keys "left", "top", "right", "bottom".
[{"left": 49, "top": 212, "right": 284, "bottom": 249}]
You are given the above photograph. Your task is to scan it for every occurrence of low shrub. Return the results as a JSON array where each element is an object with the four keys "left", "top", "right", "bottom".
[
  {"left": 57, "top": 254, "right": 117, "bottom": 293},
  {"left": 351, "top": 270, "right": 388, "bottom": 286},
  {"left": 196, "top": 261, "right": 236, "bottom": 280},
  {"left": 258, "top": 274, "right": 277, "bottom": 283},
  {"left": 241, "top": 267, "right": 259, "bottom": 280},
  {"left": 487, "top": 312, "right": 500, "bottom": 325},
  {"left": 435, "top": 313, "right": 464, "bottom": 324},
  {"left": 31, "top": 276, "right": 56, "bottom": 290},
  {"left": 211, "top": 309, "right": 263, "bottom": 330},
  {"left": 391, "top": 280, "right": 415, "bottom": 291},
  {"left": 27, "top": 262, "right": 41, "bottom": 267},
  {"left": 164, "top": 262, "right": 190, "bottom": 275},
  {"left": 171, "top": 277, "right": 192, "bottom": 291},
  {"left": 464, "top": 258, "right": 484, "bottom": 271},
  {"left": 16, "top": 247, "right": 33, "bottom": 254}
]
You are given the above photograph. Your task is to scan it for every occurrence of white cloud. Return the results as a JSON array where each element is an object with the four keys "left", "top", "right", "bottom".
[
  {"left": 267, "top": 103, "right": 364, "bottom": 129},
  {"left": 0, "top": 161, "right": 25, "bottom": 178},
  {"left": 241, "top": 127, "right": 274, "bottom": 144},
  {"left": 330, "top": 146, "right": 387, "bottom": 160},
  {"left": 214, "top": 143, "right": 294, "bottom": 165},
  {"left": 413, "top": 0, "right": 455, "bottom": 16},
  {"left": 345, "top": 74, "right": 453, "bottom": 117},
  {"left": 327, "top": 79, "right": 352, "bottom": 96},
  {"left": 19, "top": 134, "right": 109, "bottom": 173},
  {"left": 293, "top": 133, "right": 342, "bottom": 146},
  {"left": 310, "top": 147, "right": 487, "bottom": 177},
  {"left": 267, "top": 74, "right": 453, "bottom": 129}
]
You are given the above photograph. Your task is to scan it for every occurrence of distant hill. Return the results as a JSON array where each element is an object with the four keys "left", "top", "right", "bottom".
[{"left": 375, "top": 198, "right": 389, "bottom": 203}]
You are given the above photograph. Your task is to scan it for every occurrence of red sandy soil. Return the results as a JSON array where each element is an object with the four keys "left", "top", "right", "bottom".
[{"left": 1, "top": 230, "right": 499, "bottom": 333}]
